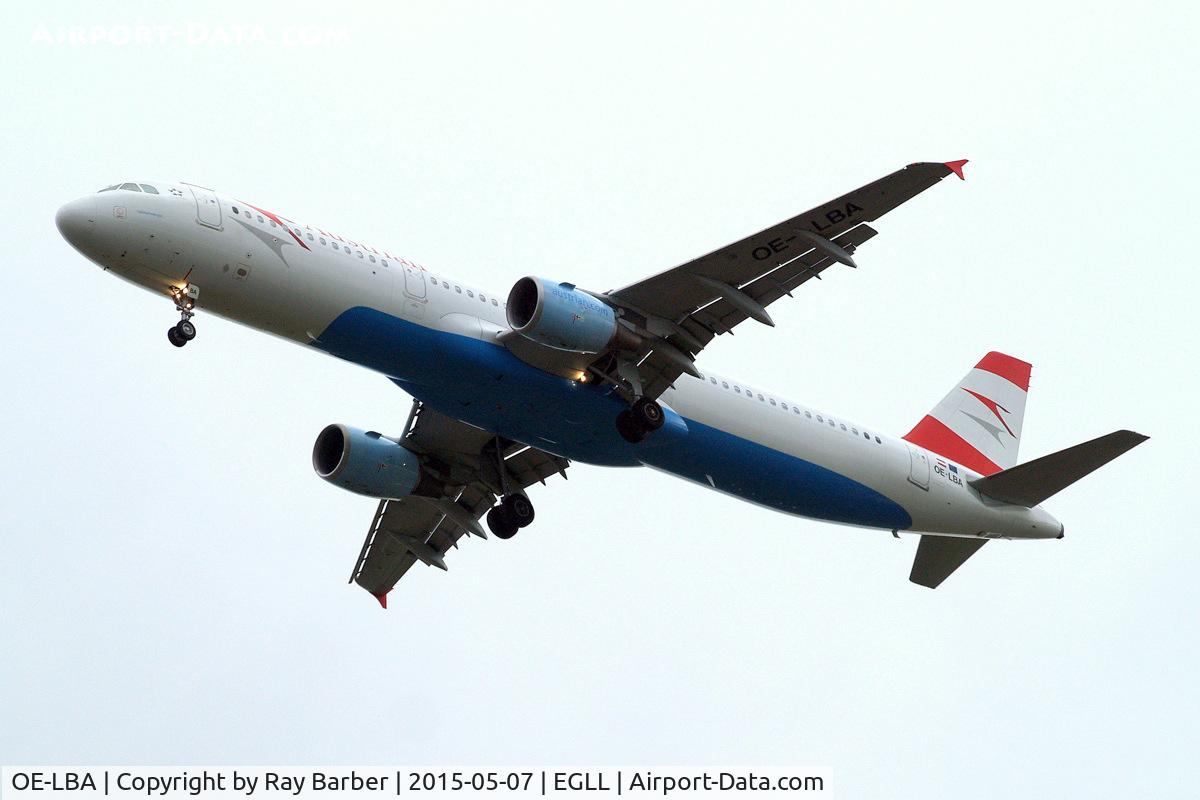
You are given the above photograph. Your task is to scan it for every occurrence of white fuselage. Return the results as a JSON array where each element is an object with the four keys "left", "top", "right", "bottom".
[{"left": 56, "top": 181, "right": 1063, "bottom": 541}]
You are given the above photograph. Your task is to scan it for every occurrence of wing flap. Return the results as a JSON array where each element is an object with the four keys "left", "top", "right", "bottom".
[{"left": 689, "top": 224, "right": 878, "bottom": 343}]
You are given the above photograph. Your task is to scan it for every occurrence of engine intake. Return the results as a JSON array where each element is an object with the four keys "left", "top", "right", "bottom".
[
  {"left": 506, "top": 276, "right": 622, "bottom": 353},
  {"left": 313, "top": 423, "right": 431, "bottom": 499}
]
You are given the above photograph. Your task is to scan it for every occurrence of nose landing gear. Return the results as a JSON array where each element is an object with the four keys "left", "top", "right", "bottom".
[{"left": 167, "top": 284, "right": 198, "bottom": 348}]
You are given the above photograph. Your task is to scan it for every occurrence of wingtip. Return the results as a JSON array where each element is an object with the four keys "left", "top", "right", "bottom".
[
  {"left": 374, "top": 591, "right": 389, "bottom": 609},
  {"left": 944, "top": 159, "right": 969, "bottom": 180}
]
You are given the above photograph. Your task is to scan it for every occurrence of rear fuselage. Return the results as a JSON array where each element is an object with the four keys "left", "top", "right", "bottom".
[{"left": 55, "top": 182, "right": 1063, "bottom": 541}]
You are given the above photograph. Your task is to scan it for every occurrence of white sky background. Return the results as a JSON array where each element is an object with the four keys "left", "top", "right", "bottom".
[{"left": 1, "top": 1, "right": 1197, "bottom": 796}]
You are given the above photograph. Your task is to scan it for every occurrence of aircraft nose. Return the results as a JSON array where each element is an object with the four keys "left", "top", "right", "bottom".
[{"left": 55, "top": 196, "right": 99, "bottom": 253}]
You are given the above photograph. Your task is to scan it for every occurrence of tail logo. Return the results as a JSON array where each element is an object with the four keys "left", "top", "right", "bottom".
[{"left": 961, "top": 388, "right": 1016, "bottom": 441}]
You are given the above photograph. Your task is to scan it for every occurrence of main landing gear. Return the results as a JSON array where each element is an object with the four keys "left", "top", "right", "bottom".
[
  {"left": 167, "top": 284, "right": 198, "bottom": 348},
  {"left": 486, "top": 493, "right": 535, "bottom": 540},
  {"left": 483, "top": 435, "right": 536, "bottom": 539},
  {"left": 616, "top": 397, "right": 664, "bottom": 443}
]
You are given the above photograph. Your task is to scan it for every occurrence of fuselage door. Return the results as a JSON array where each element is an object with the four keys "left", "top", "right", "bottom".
[
  {"left": 906, "top": 444, "right": 930, "bottom": 490},
  {"left": 402, "top": 265, "right": 427, "bottom": 300},
  {"left": 187, "top": 184, "right": 222, "bottom": 229}
]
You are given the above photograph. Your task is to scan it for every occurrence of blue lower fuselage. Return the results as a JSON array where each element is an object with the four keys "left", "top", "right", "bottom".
[{"left": 315, "top": 306, "right": 913, "bottom": 531}]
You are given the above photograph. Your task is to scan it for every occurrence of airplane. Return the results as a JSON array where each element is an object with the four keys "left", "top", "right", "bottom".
[{"left": 55, "top": 163, "right": 1147, "bottom": 605}]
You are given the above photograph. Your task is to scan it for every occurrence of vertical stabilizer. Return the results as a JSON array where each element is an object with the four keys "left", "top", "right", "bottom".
[{"left": 903, "top": 352, "right": 1031, "bottom": 475}]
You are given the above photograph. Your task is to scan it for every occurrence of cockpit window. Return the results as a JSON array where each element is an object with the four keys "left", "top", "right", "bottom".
[
  {"left": 119, "top": 182, "right": 143, "bottom": 192},
  {"left": 98, "top": 184, "right": 119, "bottom": 192},
  {"left": 139, "top": 184, "right": 159, "bottom": 194}
]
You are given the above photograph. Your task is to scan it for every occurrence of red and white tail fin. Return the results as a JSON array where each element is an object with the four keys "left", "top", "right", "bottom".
[{"left": 903, "top": 352, "right": 1032, "bottom": 476}]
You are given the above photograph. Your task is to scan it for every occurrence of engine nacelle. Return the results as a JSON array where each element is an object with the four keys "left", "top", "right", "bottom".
[
  {"left": 312, "top": 423, "right": 428, "bottom": 499},
  {"left": 506, "top": 276, "right": 619, "bottom": 353}
]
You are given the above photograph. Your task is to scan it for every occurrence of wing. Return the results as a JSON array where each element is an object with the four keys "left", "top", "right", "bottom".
[
  {"left": 347, "top": 401, "right": 570, "bottom": 607},
  {"left": 600, "top": 160, "right": 966, "bottom": 398}
]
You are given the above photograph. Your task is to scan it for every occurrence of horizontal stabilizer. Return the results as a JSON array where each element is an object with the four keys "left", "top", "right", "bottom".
[
  {"left": 969, "top": 430, "right": 1148, "bottom": 507},
  {"left": 910, "top": 535, "right": 988, "bottom": 588}
]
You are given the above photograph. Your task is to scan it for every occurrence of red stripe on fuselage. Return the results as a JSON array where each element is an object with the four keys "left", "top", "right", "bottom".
[
  {"left": 975, "top": 351, "right": 1031, "bottom": 391},
  {"left": 903, "top": 415, "right": 1003, "bottom": 475},
  {"left": 244, "top": 202, "right": 311, "bottom": 250}
]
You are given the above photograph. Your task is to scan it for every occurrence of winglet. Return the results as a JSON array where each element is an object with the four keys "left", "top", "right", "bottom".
[
  {"left": 374, "top": 591, "right": 389, "bottom": 610},
  {"left": 944, "top": 159, "right": 969, "bottom": 180}
]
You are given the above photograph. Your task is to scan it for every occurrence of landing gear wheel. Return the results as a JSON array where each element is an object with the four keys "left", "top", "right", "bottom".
[
  {"left": 631, "top": 397, "right": 665, "bottom": 431},
  {"left": 486, "top": 506, "right": 519, "bottom": 540},
  {"left": 616, "top": 409, "right": 647, "bottom": 444},
  {"left": 168, "top": 283, "right": 198, "bottom": 349},
  {"left": 502, "top": 493, "right": 536, "bottom": 528}
]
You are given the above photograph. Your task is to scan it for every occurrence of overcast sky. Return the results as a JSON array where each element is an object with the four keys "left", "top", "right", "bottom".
[{"left": 2, "top": 2, "right": 1196, "bottom": 797}]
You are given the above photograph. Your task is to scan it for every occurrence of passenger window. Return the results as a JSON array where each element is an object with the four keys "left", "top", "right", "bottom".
[
  {"left": 816, "top": 415, "right": 823, "bottom": 422},
  {"left": 467, "top": 290, "right": 474, "bottom": 298},
  {"left": 480, "top": 295, "right": 487, "bottom": 302},
  {"left": 840, "top": 424, "right": 847, "bottom": 431},
  {"left": 319, "top": 237, "right": 326, "bottom": 245},
  {"left": 139, "top": 184, "right": 159, "bottom": 194},
  {"left": 805, "top": 411, "right": 812, "bottom": 418},
  {"left": 232, "top": 206, "right": 239, "bottom": 214},
  {"left": 757, "top": 393, "right": 764, "bottom": 401},
  {"left": 369, "top": 255, "right": 376, "bottom": 263},
  {"left": 307, "top": 233, "right": 314, "bottom": 241},
  {"left": 257, "top": 215, "right": 264, "bottom": 223},
  {"left": 852, "top": 428, "right": 858, "bottom": 435},
  {"left": 269, "top": 220, "right": 277, "bottom": 227},
  {"left": 119, "top": 182, "right": 142, "bottom": 191},
  {"left": 875, "top": 436, "right": 882, "bottom": 444},
  {"left": 864, "top": 432, "right": 870, "bottom": 439},
  {"left": 793, "top": 407, "right": 801, "bottom": 414},
  {"left": 455, "top": 286, "right": 462, "bottom": 293},
  {"left": 344, "top": 246, "right": 351, "bottom": 254},
  {"left": 381, "top": 260, "right": 388, "bottom": 267},
  {"left": 710, "top": 377, "right": 717, "bottom": 385},
  {"left": 492, "top": 299, "right": 498, "bottom": 306},
  {"left": 734, "top": 387, "right": 741, "bottom": 394},
  {"left": 779, "top": 402, "right": 786, "bottom": 409},
  {"left": 829, "top": 419, "right": 835, "bottom": 427},
  {"left": 357, "top": 251, "right": 364, "bottom": 258},
  {"left": 722, "top": 382, "right": 729, "bottom": 389},
  {"left": 443, "top": 281, "right": 449, "bottom": 288}
]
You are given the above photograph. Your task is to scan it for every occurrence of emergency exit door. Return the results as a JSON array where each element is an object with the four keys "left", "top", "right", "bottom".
[
  {"left": 187, "top": 184, "right": 222, "bottom": 229},
  {"left": 906, "top": 445, "right": 930, "bottom": 490}
]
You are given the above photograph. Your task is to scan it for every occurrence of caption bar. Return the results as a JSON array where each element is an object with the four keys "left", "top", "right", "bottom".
[{"left": 2, "top": 768, "right": 829, "bottom": 799}]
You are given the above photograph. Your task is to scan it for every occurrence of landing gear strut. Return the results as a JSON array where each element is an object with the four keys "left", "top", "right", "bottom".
[
  {"left": 167, "top": 284, "right": 198, "bottom": 348},
  {"left": 484, "top": 436, "right": 536, "bottom": 539},
  {"left": 486, "top": 493, "right": 535, "bottom": 539},
  {"left": 616, "top": 397, "right": 665, "bottom": 443}
]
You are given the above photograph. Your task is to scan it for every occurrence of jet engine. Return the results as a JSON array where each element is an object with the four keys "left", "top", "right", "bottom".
[
  {"left": 312, "top": 424, "right": 435, "bottom": 499},
  {"left": 506, "top": 276, "right": 631, "bottom": 353}
]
